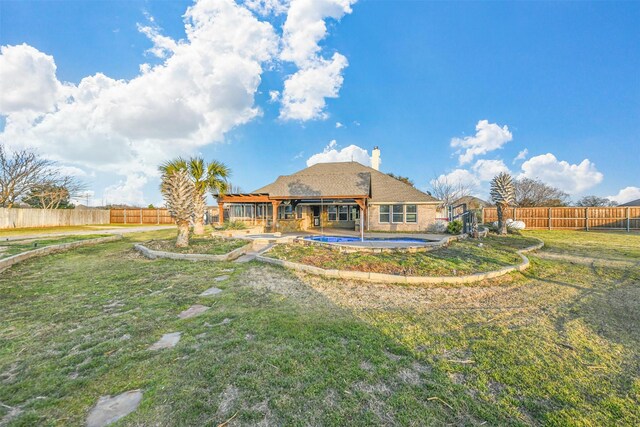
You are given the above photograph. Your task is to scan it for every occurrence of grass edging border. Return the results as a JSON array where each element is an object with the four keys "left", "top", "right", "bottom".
[
  {"left": 0, "top": 235, "right": 123, "bottom": 272},
  {"left": 134, "top": 241, "right": 254, "bottom": 262},
  {"left": 255, "top": 238, "right": 545, "bottom": 284}
]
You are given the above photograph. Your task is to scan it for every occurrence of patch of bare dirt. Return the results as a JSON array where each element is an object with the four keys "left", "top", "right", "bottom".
[{"left": 216, "top": 385, "right": 239, "bottom": 417}]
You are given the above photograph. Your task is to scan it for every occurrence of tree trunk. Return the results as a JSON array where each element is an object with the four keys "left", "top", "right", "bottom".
[
  {"left": 497, "top": 203, "right": 508, "bottom": 235},
  {"left": 192, "top": 192, "right": 206, "bottom": 236},
  {"left": 176, "top": 221, "right": 190, "bottom": 247},
  {"left": 193, "top": 217, "right": 205, "bottom": 235}
]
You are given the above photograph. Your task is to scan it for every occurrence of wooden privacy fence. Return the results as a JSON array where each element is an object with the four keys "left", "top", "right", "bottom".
[
  {"left": 110, "top": 208, "right": 174, "bottom": 224},
  {"left": 482, "top": 207, "right": 640, "bottom": 231},
  {"left": 0, "top": 208, "right": 110, "bottom": 229},
  {"left": 109, "top": 207, "right": 220, "bottom": 225}
]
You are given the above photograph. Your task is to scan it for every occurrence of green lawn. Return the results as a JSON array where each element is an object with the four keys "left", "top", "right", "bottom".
[
  {"left": 266, "top": 234, "right": 540, "bottom": 276},
  {"left": 0, "top": 229, "right": 638, "bottom": 426},
  {"left": 0, "top": 224, "right": 175, "bottom": 238},
  {"left": 143, "top": 236, "right": 248, "bottom": 255},
  {"left": 0, "top": 234, "right": 111, "bottom": 259}
]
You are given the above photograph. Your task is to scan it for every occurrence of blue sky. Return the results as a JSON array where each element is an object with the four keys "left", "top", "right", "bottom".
[{"left": 1, "top": 0, "right": 638, "bottom": 206}]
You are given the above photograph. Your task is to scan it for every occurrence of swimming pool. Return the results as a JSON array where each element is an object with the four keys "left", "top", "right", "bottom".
[{"left": 304, "top": 235, "right": 431, "bottom": 244}]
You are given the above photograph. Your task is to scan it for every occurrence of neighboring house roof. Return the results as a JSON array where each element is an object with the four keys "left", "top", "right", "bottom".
[
  {"left": 453, "top": 196, "right": 491, "bottom": 208},
  {"left": 253, "top": 162, "right": 439, "bottom": 203},
  {"left": 619, "top": 198, "right": 640, "bottom": 207}
]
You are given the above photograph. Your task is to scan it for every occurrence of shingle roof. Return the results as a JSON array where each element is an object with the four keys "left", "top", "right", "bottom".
[
  {"left": 253, "top": 162, "right": 439, "bottom": 203},
  {"left": 619, "top": 198, "right": 640, "bottom": 207}
]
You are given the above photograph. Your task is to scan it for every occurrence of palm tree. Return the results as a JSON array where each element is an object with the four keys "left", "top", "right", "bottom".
[
  {"left": 160, "top": 168, "right": 195, "bottom": 247},
  {"left": 490, "top": 172, "right": 515, "bottom": 235},
  {"left": 160, "top": 157, "right": 230, "bottom": 235}
]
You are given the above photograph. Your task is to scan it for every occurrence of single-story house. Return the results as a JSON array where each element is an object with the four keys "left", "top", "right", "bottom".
[
  {"left": 217, "top": 149, "right": 441, "bottom": 233},
  {"left": 619, "top": 198, "right": 640, "bottom": 207}
]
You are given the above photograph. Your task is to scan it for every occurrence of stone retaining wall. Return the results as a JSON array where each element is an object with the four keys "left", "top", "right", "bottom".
[
  {"left": 256, "top": 239, "right": 544, "bottom": 284},
  {"left": 134, "top": 241, "right": 254, "bottom": 262},
  {"left": 0, "top": 235, "right": 123, "bottom": 272}
]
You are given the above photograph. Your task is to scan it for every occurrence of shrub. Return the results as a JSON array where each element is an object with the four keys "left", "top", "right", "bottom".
[
  {"left": 223, "top": 220, "right": 247, "bottom": 230},
  {"left": 447, "top": 219, "right": 463, "bottom": 235}
]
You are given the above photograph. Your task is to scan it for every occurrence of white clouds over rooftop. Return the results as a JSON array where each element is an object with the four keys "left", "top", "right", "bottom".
[
  {"left": 306, "top": 140, "right": 372, "bottom": 166},
  {"left": 519, "top": 153, "right": 603, "bottom": 193},
  {"left": 451, "top": 120, "right": 513, "bottom": 165}
]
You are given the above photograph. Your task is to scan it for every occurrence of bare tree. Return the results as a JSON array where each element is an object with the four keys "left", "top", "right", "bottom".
[
  {"left": 24, "top": 175, "right": 87, "bottom": 209},
  {"left": 430, "top": 175, "right": 473, "bottom": 207},
  {"left": 0, "top": 146, "right": 55, "bottom": 207},
  {"left": 514, "top": 178, "right": 569, "bottom": 207},
  {"left": 575, "top": 195, "right": 617, "bottom": 207}
]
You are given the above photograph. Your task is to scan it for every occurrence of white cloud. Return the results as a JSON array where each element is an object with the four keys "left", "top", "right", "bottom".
[
  {"left": 0, "top": 0, "right": 279, "bottom": 179},
  {"left": 268, "top": 90, "right": 280, "bottom": 102},
  {"left": 608, "top": 186, "right": 640, "bottom": 204},
  {"left": 513, "top": 148, "right": 528, "bottom": 163},
  {"left": 431, "top": 169, "right": 480, "bottom": 189},
  {"left": 244, "top": 0, "right": 289, "bottom": 16},
  {"left": 335, "top": 121, "right": 343, "bottom": 128},
  {"left": 103, "top": 174, "right": 148, "bottom": 206},
  {"left": 472, "top": 159, "right": 510, "bottom": 182},
  {"left": 451, "top": 120, "right": 513, "bottom": 165},
  {"left": 56, "top": 165, "right": 88, "bottom": 177},
  {"left": 0, "top": 44, "right": 64, "bottom": 114},
  {"left": 306, "top": 140, "right": 371, "bottom": 166},
  {"left": 520, "top": 153, "right": 604, "bottom": 193},
  {"left": 279, "top": 0, "right": 357, "bottom": 120},
  {"left": 279, "top": 53, "right": 347, "bottom": 120}
]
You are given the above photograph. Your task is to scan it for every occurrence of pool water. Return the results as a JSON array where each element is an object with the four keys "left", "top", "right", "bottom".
[{"left": 305, "top": 235, "right": 430, "bottom": 244}]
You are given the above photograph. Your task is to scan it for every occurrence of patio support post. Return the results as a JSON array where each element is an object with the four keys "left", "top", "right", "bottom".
[
  {"left": 218, "top": 201, "right": 224, "bottom": 225},
  {"left": 271, "top": 200, "right": 281, "bottom": 232}
]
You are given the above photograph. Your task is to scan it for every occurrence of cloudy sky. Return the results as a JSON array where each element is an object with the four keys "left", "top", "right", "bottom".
[{"left": 1, "top": 0, "right": 638, "bottom": 206}]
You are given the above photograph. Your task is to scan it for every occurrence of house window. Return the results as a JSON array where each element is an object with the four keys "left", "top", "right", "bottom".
[
  {"left": 328, "top": 206, "right": 337, "bottom": 221},
  {"left": 278, "top": 204, "right": 293, "bottom": 219},
  {"left": 392, "top": 204, "right": 404, "bottom": 223},
  {"left": 406, "top": 205, "right": 417, "bottom": 223},
  {"left": 296, "top": 206, "right": 303, "bottom": 219},
  {"left": 338, "top": 206, "right": 349, "bottom": 221},
  {"left": 379, "top": 205, "right": 390, "bottom": 223},
  {"left": 350, "top": 206, "right": 360, "bottom": 221}
]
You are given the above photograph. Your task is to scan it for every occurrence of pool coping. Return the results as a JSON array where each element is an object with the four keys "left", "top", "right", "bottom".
[
  {"left": 0, "top": 235, "right": 123, "bottom": 272},
  {"left": 292, "top": 234, "right": 459, "bottom": 253},
  {"left": 255, "top": 238, "right": 545, "bottom": 284}
]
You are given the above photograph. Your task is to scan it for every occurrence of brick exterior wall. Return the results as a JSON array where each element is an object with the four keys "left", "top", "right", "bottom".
[{"left": 367, "top": 203, "right": 438, "bottom": 232}]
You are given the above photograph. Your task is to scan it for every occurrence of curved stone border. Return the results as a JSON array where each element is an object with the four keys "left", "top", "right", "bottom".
[
  {"left": 0, "top": 235, "right": 123, "bottom": 272},
  {"left": 293, "top": 234, "right": 462, "bottom": 254},
  {"left": 134, "top": 241, "right": 253, "bottom": 262},
  {"left": 256, "top": 238, "right": 544, "bottom": 284}
]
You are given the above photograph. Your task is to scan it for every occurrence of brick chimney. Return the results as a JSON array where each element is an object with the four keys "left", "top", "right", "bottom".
[{"left": 371, "top": 146, "right": 381, "bottom": 171}]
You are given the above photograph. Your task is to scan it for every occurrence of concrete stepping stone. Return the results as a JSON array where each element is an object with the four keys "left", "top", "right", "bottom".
[
  {"left": 148, "top": 332, "right": 181, "bottom": 350},
  {"left": 178, "top": 305, "right": 210, "bottom": 319},
  {"left": 214, "top": 275, "right": 229, "bottom": 282},
  {"left": 86, "top": 389, "right": 142, "bottom": 427},
  {"left": 200, "top": 287, "right": 222, "bottom": 296}
]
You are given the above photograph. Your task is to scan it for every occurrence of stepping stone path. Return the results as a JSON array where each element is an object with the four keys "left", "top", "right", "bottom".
[
  {"left": 178, "top": 305, "right": 210, "bottom": 319},
  {"left": 200, "top": 287, "right": 222, "bottom": 296},
  {"left": 86, "top": 390, "right": 143, "bottom": 427},
  {"left": 214, "top": 275, "right": 229, "bottom": 282},
  {"left": 148, "top": 332, "right": 181, "bottom": 350}
]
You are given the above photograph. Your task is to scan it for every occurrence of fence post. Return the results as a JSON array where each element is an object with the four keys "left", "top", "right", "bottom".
[
  {"left": 124, "top": 208, "right": 127, "bottom": 224},
  {"left": 627, "top": 207, "right": 631, "bottom": 232},
  {"left": 157, "top": 209, "right": 160, "bottom": 225},
  {"left": 585, "top": 207, "right": 589, "bottom": 231},
  {"left": 140, "top": 209, "right": 142, "bottom": 224},
  {"left": 548, "top": 208, "right": 552, "bottom": 230},
  {"left": 513, "top": 207, "right": 516, "bottom": 220}
]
